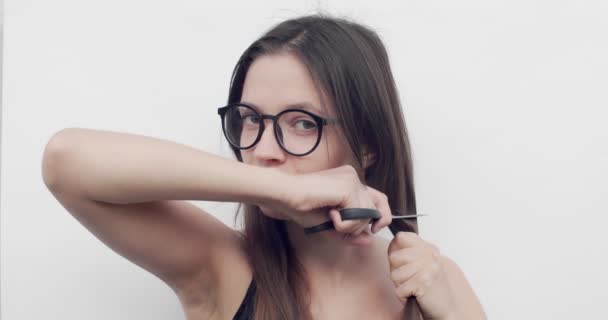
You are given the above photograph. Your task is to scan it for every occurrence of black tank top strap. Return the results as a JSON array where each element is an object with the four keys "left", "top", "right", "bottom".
[{"left": 232, "top": 277, "right": 256, "bottom": 320}]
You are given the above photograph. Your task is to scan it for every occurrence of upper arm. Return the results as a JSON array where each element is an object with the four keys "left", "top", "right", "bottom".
[{"left": 48, "top": 188, "right": 243, "bottom": 297}]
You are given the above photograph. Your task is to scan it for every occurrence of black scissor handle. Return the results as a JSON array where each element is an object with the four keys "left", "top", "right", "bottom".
[{"left": 303, "top": 208, "right": 381, "bottom": 234}]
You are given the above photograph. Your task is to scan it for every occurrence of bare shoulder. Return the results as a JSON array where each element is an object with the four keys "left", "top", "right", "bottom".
[{"left": 440, "top": 255, "right": 475, "bottom": 296}]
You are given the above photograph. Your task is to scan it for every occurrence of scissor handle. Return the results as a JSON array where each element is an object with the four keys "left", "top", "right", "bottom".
[{"left": 303, "top": 208, "right": 381, "bottom": 234}]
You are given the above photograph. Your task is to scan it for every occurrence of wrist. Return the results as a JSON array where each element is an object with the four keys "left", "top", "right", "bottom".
[{"left": 254, "top": 167, "right": 292, "bottom": 207}]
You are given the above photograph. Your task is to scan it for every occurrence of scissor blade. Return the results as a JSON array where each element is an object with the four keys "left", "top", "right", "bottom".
[{"left": 391, "top": 214, "right": 428, "bottom": 219}]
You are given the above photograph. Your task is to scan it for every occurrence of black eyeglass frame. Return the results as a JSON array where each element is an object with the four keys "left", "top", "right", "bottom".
[{"left": 217, "top": 102, "right": 341, "bottom": 156}]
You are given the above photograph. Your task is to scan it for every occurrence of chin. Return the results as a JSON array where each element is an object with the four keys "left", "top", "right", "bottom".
[
  {"left": 328, "top": 227, "right": 374, "bottom": 246},
  {"left": 346, "top": 232, "right": 374, "bottom": 246},
  {"left": 258, "top": 205, "right": 289, "bottom": 220}
]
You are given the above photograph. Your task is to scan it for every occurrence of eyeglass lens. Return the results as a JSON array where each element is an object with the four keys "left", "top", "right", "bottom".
[{"left": 223, "top": 105, "right": 320, "bottom": 155}]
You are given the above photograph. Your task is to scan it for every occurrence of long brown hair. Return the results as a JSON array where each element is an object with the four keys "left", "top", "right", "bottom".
[{"left": 226, "top": 13, "right": 421, "bottom": 320}]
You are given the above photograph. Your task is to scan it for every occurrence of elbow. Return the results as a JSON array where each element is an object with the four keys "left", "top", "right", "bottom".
[{"left": 41, "top": 128, "right": 80, "bottom": 192}]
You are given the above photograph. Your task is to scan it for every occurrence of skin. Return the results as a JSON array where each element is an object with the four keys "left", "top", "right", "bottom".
[
  {"left": 237, "top": 52, "right": 487, "bottom": 319},
  {"left": 40, "top": 49, "right": 485, "bottom": 319},
  {"left": 240, "top": 52, "right": 375, "bottom": 275}
]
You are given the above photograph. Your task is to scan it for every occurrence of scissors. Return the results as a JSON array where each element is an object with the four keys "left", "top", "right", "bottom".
[{"left": 303, "top": 208, "right": 427, "bottom": 234}]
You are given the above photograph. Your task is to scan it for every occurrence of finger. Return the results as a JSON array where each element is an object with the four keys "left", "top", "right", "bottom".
[
  {"left": 392, "top": 231, "right": 425, "bottom": 250},
  {"left": 350, "top": 219, "right": 370, "bottom": 236},
  {"left": 388, "top": 247, "right": 427, "bottom": 269},
  {"left": 365, "top": 186, "right": 393, "bottom": 233},
  {"left": 346, "top": 225, "right": 373, "bottom": 245},
  {"left": 395, "top": 267, "right": 438, "bottom": 301},
  {"left": 390, "top": 259, "right": 425, "bottom": 285},
  {"left": 329, "top": 208, "right": 364, "bottom": 234},
  {"left": 395, "top": 274, "right": 424, "bottom": 303},
  {"left": 342, "top": 223, "right": 367, "bottom": 240},
  {"left": 347, "top": 221, "right": 369, "bottom": 239},
  {"left": 390, "top": 232, "right": 440, "bottom": 259}
]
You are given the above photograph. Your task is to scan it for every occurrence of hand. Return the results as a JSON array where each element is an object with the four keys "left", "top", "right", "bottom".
[
  {"left": 267, "top": 165, "right": 393, "bottom": 244},
  {"left": 388, "top": 232, "right": 458, "bottom": 319}
]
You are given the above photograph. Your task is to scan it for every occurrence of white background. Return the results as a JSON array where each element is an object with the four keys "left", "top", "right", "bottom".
[{"left": 2, "top": 1, "right": 608, "bottom": 319}]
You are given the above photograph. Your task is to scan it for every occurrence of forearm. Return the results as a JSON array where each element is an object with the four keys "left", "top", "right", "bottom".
[{"left": 42, "top": 127, "right": 284, "bottom": 205}]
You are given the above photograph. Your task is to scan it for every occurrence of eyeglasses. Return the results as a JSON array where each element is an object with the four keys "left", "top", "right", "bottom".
[{"left": 217, "top": 102, "right": 341, "bottom": 156}]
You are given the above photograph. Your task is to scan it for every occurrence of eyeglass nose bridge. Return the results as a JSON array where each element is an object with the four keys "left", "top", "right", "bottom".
[
  {"left": 258, "top": 113, "right": 278, "bottom": 124},
  {"left": 254, "top": 113, "right": 283, "bottom": 147},
  {"left": 218, "top": 104, "right": 339, "bottom": 157}
]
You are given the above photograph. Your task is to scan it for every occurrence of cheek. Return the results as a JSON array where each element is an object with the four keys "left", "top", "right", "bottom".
[
  {"left": 320, "top": 130, "right": 351, "bottom": 167},
  {"left": 240, "top": 150, "right": 254, "bottom": 165},
  {"left": 292, "top": 134, "right": 349, "bottom": 171}
]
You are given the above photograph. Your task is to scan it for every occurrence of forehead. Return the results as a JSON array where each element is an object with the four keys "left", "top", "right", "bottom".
[{"left": 240, "top": 52, "right": 330, "bottom": 116}]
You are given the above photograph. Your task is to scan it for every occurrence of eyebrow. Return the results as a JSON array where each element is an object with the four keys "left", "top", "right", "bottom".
[{"left": 241, "top": 101, "right": 326, "bottom": 116}]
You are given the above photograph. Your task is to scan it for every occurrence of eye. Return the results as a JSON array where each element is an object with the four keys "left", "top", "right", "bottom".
[
  {"left": 294, "top": 119, "right": 317, "bottom": 130},
  {"left": 242, "top": 114, "right": 260, "bottom": 124}
]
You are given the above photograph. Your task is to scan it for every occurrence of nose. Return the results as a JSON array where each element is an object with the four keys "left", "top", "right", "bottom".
[{"left": 251, "top": 118, "right": 286, "bottom": 164}]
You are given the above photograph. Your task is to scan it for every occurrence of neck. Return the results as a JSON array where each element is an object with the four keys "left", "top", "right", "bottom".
[{"left": 285, "top": 220, "right": 378, "bottom": 287}]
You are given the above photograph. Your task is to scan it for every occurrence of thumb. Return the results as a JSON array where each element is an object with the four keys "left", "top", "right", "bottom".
[{"left": 387, "top": 234, "right": 401, "bottom": 254}]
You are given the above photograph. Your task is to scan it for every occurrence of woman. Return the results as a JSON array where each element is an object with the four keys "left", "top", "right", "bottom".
[{"left": 42, "top": 14, "right": 486, "bottom": 320}]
